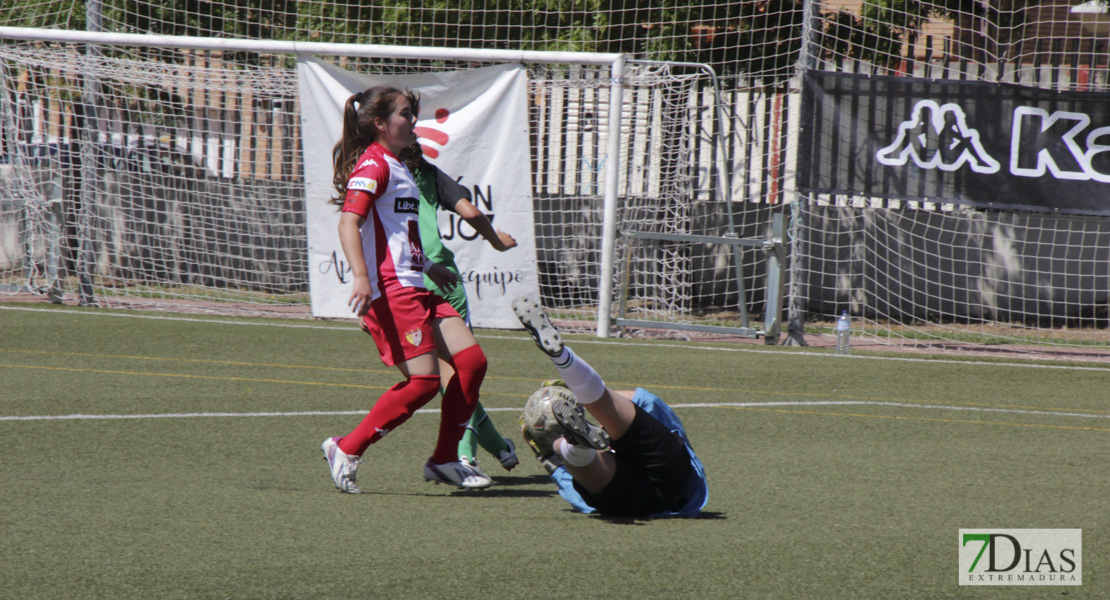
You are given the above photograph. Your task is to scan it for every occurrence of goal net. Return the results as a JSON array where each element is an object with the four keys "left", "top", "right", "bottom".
[
  {"left": 1, "top": 33, "right": 764, "bottom": 333},
  {"left": 794, "top": 1, "right": 1110, "bottom": 351},
  {"left": 1, "top": 41, "right": 310, "bottom": 316},
  {"left": 5, "top": 0, "right": 1110, "bottom": 353},
  {"left": 536, "top": 61, "right": 775, "bottom": 336}
]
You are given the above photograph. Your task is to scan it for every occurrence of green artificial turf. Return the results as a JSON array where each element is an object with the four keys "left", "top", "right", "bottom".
[{"left": 1, "top": 303, "right": 1107, "bottom": 599}]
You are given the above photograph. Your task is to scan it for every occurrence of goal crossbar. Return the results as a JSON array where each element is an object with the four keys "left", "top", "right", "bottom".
[{"left": 0, "top": 26, "right": 622, "bottom": 65}]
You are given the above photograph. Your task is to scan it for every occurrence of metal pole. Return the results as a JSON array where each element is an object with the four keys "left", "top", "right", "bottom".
[
  {"left": 595, "top": 55, "right": 626, "bottom": 337},
  {"left": 76, "top": 0, "right": 103, "bottom": 306},
  {"left": 784, "top": 0, "right": 821, "bottom": 346},
  {"left": 763, "top": 211, "right": 787, "bottom": 344},
  {"left": 0, "top": 26, "right": 623, "bottom": 66}
]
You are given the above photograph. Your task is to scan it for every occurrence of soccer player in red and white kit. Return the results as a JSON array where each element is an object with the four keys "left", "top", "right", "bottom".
[{"left": 320, "top": 85, "right": 492, "bottom": 493}]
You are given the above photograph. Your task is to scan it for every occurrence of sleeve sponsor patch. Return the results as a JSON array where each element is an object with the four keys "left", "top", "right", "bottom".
[{"left": 347, "top": 177, "right": 378, "bottom": 194}]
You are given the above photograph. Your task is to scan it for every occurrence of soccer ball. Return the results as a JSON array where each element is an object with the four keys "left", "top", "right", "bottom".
[{"left": 519, "top": 384, "right": 575, "bottom": 456}]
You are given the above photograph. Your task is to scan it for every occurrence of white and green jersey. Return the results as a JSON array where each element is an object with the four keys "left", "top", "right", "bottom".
[{"left": 413, "top": 161, "right": 472, "bottom": 321}]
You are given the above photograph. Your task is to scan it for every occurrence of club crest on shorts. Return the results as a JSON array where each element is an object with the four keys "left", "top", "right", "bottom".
[{"left": 404, "top": 328, "right": 422, "bottom": 346}]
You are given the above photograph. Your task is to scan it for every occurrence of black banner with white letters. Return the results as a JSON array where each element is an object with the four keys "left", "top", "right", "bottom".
[{"left": 798, "top": 70, "right": 1110, "bottom": 216}]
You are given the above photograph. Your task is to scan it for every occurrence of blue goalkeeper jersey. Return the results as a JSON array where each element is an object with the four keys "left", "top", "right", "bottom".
[{"left": 551, "top": 388, "right": 708, "bottom": 516}]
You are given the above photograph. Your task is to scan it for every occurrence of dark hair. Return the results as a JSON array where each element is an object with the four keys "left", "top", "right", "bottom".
[
  {"left": 397, "top": 90, "right": 426, "bottom": 173},
  {"left": 329, "top": 85, "right": 418, "bottom": 206},
  {"left": 398, "top": 142, "right": 425, "bottom": 172}
]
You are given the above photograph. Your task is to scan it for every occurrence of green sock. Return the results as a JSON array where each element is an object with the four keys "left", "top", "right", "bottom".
[
  {"left": 458, "top": 405, "right": 481, "bottom": 463},
  {"left": 474, "top": 403, "right": 510, "bottom": 457}
]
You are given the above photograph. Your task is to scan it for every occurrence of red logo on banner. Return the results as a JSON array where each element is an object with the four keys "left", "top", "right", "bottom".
[{"left": 415, "top": 108, "right": 451, "bottom": 159}]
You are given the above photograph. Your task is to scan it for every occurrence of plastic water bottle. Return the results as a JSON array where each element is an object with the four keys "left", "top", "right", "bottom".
[{"left": 835, "top": 311, "right": 851, "bottom": 355}]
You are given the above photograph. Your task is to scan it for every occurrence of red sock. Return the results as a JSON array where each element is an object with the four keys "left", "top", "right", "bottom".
[
  {"left": 431, "top": 345, "right": 487, "bottom": 464},
  {"left": 339, "top": 375, "right": 440, "bottom": 456}
]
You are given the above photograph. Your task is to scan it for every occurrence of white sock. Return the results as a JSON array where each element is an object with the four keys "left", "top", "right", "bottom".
[
  {"left": 557, "top": 439, "right": 597, "bottom": 467},
  {"left": 551, "top": 348, "right": 572, "bottom": 368},
  {"left": 554, "top": 348, "right": 606, "bottom": 405}
]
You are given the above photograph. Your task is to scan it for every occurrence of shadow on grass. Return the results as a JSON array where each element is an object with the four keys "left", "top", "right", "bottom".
[
  {"left": 452, "top": 488, "right": 560, "bottom": 499},
  {"left": 348, "top": 487, "right": 559, "bottom": 499},
  {"left": 439, "top": 473, "right": 561, "bottom": 498},
  {"left": 349, "top": 473, "right": 560, "bottom": 498},
  {"left": 490, "top": 474, "right": 555, "bottom": 486},
  {"left": 592, "top": 510, "right": 728, "bottom": 525}
]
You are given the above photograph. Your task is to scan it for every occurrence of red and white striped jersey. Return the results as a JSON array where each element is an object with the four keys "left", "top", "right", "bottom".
[{"left": 341, "top": 142, "right": 428, "bottom": 300}]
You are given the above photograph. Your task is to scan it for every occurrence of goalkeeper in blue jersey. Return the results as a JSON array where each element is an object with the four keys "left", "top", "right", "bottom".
[
  {"left": 513, "top": 297, "right": 709, "bottom": 518},
  {"left": 397, "top": 138, "right": 520, "bottom": 478}
]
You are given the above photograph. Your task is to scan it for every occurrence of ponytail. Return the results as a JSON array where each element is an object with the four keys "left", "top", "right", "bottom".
[
  {"left": 331, "top": 95, "right": 369, "bottom": 205},
  {"left": 329, "top": 85, "right": 408, "bottom": 206}
]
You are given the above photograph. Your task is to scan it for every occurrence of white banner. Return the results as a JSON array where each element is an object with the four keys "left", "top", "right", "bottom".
[{"left": 297, "top": 57, "right": 538, "bottom": 329}]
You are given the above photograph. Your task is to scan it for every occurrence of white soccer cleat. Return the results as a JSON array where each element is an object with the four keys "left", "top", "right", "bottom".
[
  {"left": 551, "top": 393, "right": 610, "bottom": 450},
  {"left": 321, "top": 436, "right": 362, "bottom": 494},
  {"left": 459, "top": 455, "right": 492, "bottom": 480},
  {"left": 497, "top": 437, "right": 520, "bottom": 471},
  {"left": 423, "top": 458, "right": 493, "bottom": 489},
  {"left": 512, "top": 297, "right": 564, "bottom": 358}
]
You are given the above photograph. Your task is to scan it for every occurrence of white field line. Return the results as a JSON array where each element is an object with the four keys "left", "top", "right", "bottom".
[
  {"left": 4, "top": 304, "right": 1110, "bottom": 373},
  {"left": 2, "top": 401, "right": 1107, "bottom": 422},
  {"left": 0, "top": 304, "right": 353, "bottom": 331},
  {"left": 668, "top": 401, "right": 1110, "bottom": 420}
]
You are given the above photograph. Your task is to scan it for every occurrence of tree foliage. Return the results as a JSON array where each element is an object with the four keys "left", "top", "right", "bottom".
[
  {"left": 8, "top": 1, "right": 1032, "bottom": 81},
  {"left": 1, "top": 0, "right": 85, "bottom": 30},
  {"left": 820, "top": 0, "right": 1032, "bottom": 67},
  {"left": 3, "top": 0, "right": 811, "bottom": 83}
]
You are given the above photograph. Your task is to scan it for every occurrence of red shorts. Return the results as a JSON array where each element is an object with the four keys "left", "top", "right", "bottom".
[{"left": 361, "top": 285, "right": 462, "bottom": 367}]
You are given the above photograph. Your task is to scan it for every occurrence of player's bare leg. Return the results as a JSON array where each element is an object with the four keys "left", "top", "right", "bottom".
[
  {"left": 552, "top": 437, "right": 617, "bottom": 494},
  {"left": 513, "top": 297, "right": 636, "bottom": 439}
]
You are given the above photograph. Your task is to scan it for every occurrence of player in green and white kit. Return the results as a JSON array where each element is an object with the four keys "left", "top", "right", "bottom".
[{"left": 401, "top": 141, "right": 521, "bottom": 477}]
